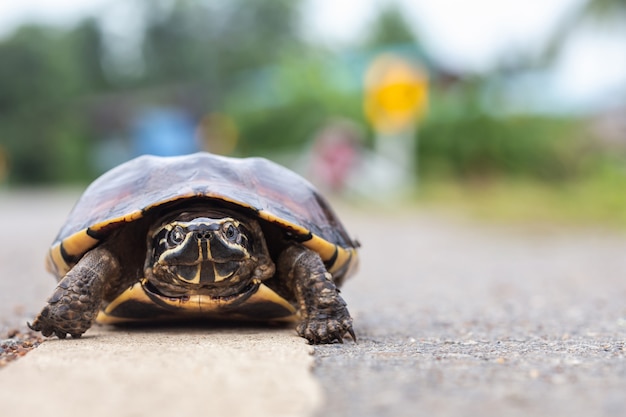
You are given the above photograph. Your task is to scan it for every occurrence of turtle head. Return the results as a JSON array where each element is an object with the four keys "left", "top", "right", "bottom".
[{"left": 146, "top": 216, "right": 273, "bottom": 296}]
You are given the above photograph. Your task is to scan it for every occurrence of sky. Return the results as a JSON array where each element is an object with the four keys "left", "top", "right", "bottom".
[
  {"left": 0, "top": 0, "right": 625, "bottom": 112},
  {"left": 304, "top": 0, "right": 579, "bottom": 70}
]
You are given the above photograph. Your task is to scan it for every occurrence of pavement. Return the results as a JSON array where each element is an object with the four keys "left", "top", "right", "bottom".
[
  {"left": 0, "top": 326, "right": 320, "bottom": 416},
  {"left": 314, "top": 208, "right": 626, "bottom": 417},
  {"left": 1, "top": 190, "right": 626, "bottom": 417}
]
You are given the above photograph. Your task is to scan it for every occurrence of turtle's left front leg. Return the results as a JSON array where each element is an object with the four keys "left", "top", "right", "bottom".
[
  {"left": 278, "top": 244, "right": 355, "bottom": 344},
  {"left": 29, "top": 247, "right": 120, "bottom": 339}
]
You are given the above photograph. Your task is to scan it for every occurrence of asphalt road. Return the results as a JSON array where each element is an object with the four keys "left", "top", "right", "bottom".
[
  {"left": 316, "top": 205, "right": 626, "bottom": 417},
  {"left": 1, "top": 190, "right": 626, "bottom": 417}
]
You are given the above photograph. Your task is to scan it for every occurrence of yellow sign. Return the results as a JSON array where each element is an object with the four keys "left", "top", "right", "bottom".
[{"left": 364, "top": 54, "right": 428, "bottom": 134}]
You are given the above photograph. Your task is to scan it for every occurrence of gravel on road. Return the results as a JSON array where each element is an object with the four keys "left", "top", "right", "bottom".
[{"left": 314, "top": 208, "right": 626, "bottom": 417}]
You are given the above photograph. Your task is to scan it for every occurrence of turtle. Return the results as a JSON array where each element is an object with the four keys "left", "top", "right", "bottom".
[{"left": 29, "top": 152, "right": 359, "bottom": 344}]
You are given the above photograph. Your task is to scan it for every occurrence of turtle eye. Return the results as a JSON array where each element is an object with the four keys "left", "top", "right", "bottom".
[
  {"left": 168, "top": 226, "right": 186, "bottom": 246},
  {"left": 225, "top": 223, "right": 238, "bottom": 242}
]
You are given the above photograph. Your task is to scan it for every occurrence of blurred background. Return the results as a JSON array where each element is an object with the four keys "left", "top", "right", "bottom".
[{"left": 0, "top": 0, "right": 625, "bottom": 226}]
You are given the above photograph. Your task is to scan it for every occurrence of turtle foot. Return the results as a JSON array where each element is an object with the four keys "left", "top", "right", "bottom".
[
  {"left": 28, "top": 305, "right": 91, "bottom": 339},
  {"left": 297, "top": 313, "right": 356, "bottom": 344},
  {"left": 30, "top": 246, "right": 115, "bottom": 339}
]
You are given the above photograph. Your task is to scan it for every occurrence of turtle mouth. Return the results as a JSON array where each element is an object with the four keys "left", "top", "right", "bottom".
[
  {"left": 143, "top": 278, "right": 261, "bottom": 303},
  {"left": 96, "top": 276, "right": 298, "bottom": 324}
]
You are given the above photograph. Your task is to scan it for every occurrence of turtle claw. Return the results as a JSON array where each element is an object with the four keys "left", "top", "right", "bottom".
[
  {"left": 348, "top": 327, "right": 357, "bottom": 343},
  {"left": 297, "top": 316, "right": 355, "bottom": 345},
  {"left": 28, "top": 310, "right": 89, "bottom": 340},
  {"left": 297, "top": 295, "right": 356, "bottom": 344}
]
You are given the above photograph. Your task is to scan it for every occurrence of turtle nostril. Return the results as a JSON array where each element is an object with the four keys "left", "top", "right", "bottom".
[{"left": 195, "top": 231, "right": 212, "bottom": 241}]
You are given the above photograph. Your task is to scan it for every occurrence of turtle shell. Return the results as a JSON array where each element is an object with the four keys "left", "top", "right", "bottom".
[{"left": 48, "top": 152, "right": 359, "bottom": 284}]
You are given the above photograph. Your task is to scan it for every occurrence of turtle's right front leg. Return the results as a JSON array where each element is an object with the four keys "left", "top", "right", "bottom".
[{"left": 29, "top": 247, "right": 120, "bottom": 339}]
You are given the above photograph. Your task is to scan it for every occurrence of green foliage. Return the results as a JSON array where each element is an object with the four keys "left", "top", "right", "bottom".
[
  {"left": 141, "top": 0, "right": 301, "bottom": 91},
  {"left": 0, "top": 25, "right": 94, "bottom": 183},
  {"left": 365, "top": 5, "right": 417, "bottom": 48},
  {"left": 418, "top": 167, "right": 626, "bottom": 228},
  {"left": 419, "top": 113, "right": 591, "bottom": 181},
  {"left": 415, "top": 77, "right": 606, "bottom": 183},
  {"left": 0, "top": 0, "right": 304, "bottom": 184},
  {"left": 0, "top": 0, "right": 622, "bottom": 198},
  {"left": 0, "top": 26, "right": 79, "bottom": 111},
  {"left": 225, "top": 52, "right": 367, "bottom": 155}
]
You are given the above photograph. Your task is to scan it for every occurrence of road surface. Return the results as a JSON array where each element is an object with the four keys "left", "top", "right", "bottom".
[
  {"left": 1, "top": 190, "right": 625, "bottom": 417},
  {"left": 316, "top": 206, "right": 626, "bottom": 417}
]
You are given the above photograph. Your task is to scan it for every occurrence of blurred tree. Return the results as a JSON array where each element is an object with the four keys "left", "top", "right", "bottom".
[
  {"left": 0, "top": 26, "right": 92, "bottom": 183},
  {"left": 71, "top": 19, "right": 110, "bottom": 91},
  {"left": 142, "top": 0, "right": 302, "bottom": 98},
  {"left": 0, "top": 0, "right": 305, "bottom": 184},
  {"left": 365, "top": 4, "right": 418, "bottom": 48},
  {"left": 0, "top": 26, "right": 80, "bottom": 112},
  {"left": 542, "top": 0, "right": 626, "bottom": 63},
  {"left": 582, "top": 0, "right": 626, "bottom": 18},
  {"left": 419, "top": 112, "right": 591, "bottom": 181},
  {"left": 363, "top": 2, "right": 437, "bottom": 71},
  {"left": 1, "top": 0, "right": 620, "bottom": 187},
  {"left": 226, "top": 51, "right": 366, "bottom": 156}
]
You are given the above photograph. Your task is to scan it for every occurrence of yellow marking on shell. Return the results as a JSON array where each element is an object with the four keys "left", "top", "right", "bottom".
[
  {"left": 47, "top": 231, "right": 101, "bottom": 277},
  {"left": 63, "top": 231, "right": 99, "bottom": 257},
  {"left": 50, "top": 210, "right": 146, "bottom": 276},
  {"left": 88, "top": 210, "right": 144, "bottom": 233},
  {"left": 256, "top": 209, "right": 358, "bottom": 275},
  {"left": 256, "top": 210, "right": 342, "bottom": 260},
  {"left": 301, "top": 235, "right": 336, "bottom": 262},
  {"left": 50, "top": 190, "right": 357, "bottom": 283},
  {"left": 256, "top": 211, "right": 311, "bottom": 236},
  {"left": 328, "top": 247, "right": 356, "bottom": 275},
  {"left": 100, "top": 281, "right": 148, "bottom": 315},
  {"left": 47, "top": 244, "right": 67, "bottom": 276},
  {"left": 340, "top": 248, "right": 359, "bottom": 276}
]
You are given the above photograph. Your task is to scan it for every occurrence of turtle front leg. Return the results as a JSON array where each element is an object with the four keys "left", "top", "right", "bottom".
[
  {"left": 29, "top": 247, "right": 120, "bottom": 339},
  {"left": 278, "top": 244, "right": 355, "bottom": 344}
]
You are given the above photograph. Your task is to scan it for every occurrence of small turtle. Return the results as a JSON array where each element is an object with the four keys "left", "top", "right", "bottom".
[{"left": 29, "top": 152, "right": 359, "bottom": 344}]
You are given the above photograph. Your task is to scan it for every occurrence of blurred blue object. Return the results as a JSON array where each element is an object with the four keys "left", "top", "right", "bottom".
[{"left": 132, "top": 108, "right": 199, "bottom": 157}]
